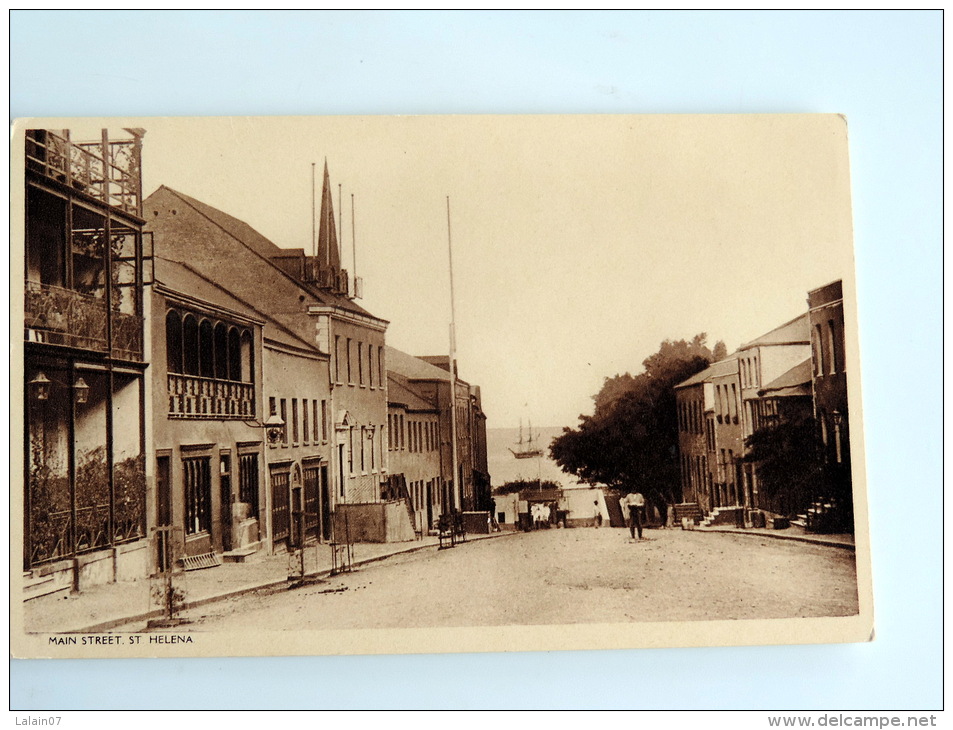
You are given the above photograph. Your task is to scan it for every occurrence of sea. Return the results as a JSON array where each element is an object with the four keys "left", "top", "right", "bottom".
[{"left": 486, "top": 426, "right": 584, "bottom": 489}]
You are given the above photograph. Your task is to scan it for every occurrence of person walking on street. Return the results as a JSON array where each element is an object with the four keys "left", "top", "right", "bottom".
[{"left": 619, "top": 491, "right": 646, "bottom": 540}]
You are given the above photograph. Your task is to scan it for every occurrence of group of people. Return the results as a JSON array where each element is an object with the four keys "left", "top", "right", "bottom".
[{"left": 530, "top": 502, "right": 553, "bottom": 529}]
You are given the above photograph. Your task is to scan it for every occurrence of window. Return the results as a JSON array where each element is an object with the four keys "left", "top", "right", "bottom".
[
  {"left": 369, "top": 345, "right": 375, "bottom": 388},
  {"left": 346, "top": 338, "right": 353, "bottom": 384},
  {"left": 378, "top": 347, "right": 384, "bottom": 389},
  {"left": 730, "top": 384, "right": 739, "bottom": 424},
  {"left": 302, "top": 398, "right": 309, "bottom": 443},
  {"left": 360, "top": 427, "right": 366, "bottom": 472},
  {"left": 292, "top": 399, "right": 299, "bottom": 444},
  {"left": 166, "top": 311, "right": 182, "bottom": 373},
  {"left": 183, "top": 456, "right": 212, "bottom": 535},
  {"left": 833, "top": 418, "right": 843, "bottom": 463},
  {"left": 239, "top": 453, "right": 259, "bottom": 518},
  {"left": 334, "top": 336, "right": 342, "bottom": 383},
  {"left": 828, "top": 319, "right": 838, "bottom": 374},
  {"left": 371, "top": 428, "right": 376, "bottom": 471},
  {"left": 321, "top": 400, "right": 328, "bottom": 442},
  {"left": 280, "top": 399, "right": 288, "bottom": 445},
  {"left": 348, "top": 427, "right": 355, "bottom": 474},
  {"left": 814, "top": 324, "right": 825, "bottom": 376},
  {"left": 358, "top": 342, "right": 365, "bottom": 386}
]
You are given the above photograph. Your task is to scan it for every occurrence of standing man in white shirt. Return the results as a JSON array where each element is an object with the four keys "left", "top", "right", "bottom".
[{"left": 619, "top": 491, "right": 646, "bottom": 540}]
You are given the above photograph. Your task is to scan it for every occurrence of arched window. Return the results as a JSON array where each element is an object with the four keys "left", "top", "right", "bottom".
[
  {"left": 228, "top": 327, "right": 241, "bottom": 381},
  {"left": 182, "top": 314, "right": 199, "bottom": 375},
  {"left": 240, "top": 330, "right": 254, "bottom": 383},
  {"left": 165, "top": 310, "right": 182, "bottom": 374},
  {"left": 214, "top": 323, "right": 228, "bottom": 380},
  {"left": 199, "top": 319, "right": 214, "bottom": 378}
]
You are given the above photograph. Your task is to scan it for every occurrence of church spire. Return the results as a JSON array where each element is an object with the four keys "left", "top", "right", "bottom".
[{"left": 317, "top": 159, "right": 341, "bottom": 273}]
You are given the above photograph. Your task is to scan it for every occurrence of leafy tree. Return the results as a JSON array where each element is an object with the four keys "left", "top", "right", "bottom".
[
  {"left": 743, "top": 416, "right": 821, "bottom": 518},
  {"left": 493, "top": 479, "right": 561, "bottom": 495},
  {"left": 551, "top": 334, "right": 722, "bottom": 520}
]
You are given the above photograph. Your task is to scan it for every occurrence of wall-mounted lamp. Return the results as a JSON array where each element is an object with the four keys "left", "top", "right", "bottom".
[
  {"left": 73, "top": 377, "right": 89, "bottom": 405},
  {"left": 832, "top": 410, "right": 844, "bottom": 428},
  {"left": 29, "top": 372, "right": 89, "bottom": 405},
  {"left": 264, "top": 412, "right": 286, "bottom": 445},
  {"left": 366, "top": 425, "right": 376, "bottom": 440},
  {"left": 28, "top": 373, "right": 51, "bottom": 401}
]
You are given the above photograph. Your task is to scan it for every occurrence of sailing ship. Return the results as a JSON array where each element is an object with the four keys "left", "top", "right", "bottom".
[{"left": 509, "top": 419, "right": 543, "bottom": 459}]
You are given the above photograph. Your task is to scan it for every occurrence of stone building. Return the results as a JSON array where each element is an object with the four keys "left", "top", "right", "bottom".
[
  {"left": 386, "top": 348, "right": 492, "bottom": 515},
  {"left": 807, "top": 280, "right": 852, "bottom": 532},
  {"left": 386, "top": 371, "right": 443, "bottom": 533}
]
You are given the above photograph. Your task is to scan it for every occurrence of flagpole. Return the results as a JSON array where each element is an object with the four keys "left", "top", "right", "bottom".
[
  {"left": 447, "top": 196, "right": 461, "bottom": 513},
  {"left": 311, "top": 163, "right": 316, "bottom": 259}
]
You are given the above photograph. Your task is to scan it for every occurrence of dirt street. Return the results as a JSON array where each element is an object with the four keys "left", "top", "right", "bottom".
[{"left": 169, "top": 527, "right": 858, "bottom": 631}]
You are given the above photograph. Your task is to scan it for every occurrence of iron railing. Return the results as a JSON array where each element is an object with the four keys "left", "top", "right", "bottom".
[
  {"left": 24, "top": 281, "right": 144, "bottom": 361},
  {"left": 26, "top": 130, "right": 142, "bottom": 216}
]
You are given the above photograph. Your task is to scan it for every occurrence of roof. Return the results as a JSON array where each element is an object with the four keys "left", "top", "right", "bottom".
[
  {"left": 155, "top": 256, "right": 322, "bottom": 355},
  {"left": 675, "top": 355, "right": 738, "bottom": 389},
  {"left": 758, "top": 358, "right": 813, "bottom": 398},
  {"left": 386, "top": 346, "right": 464, "bottom": 383},
  {"left": 152, "top": 186, "right": 379, "bottom": 320},
  {"left": 740, "top": 312, "right": 810, "bottom": 349},
  {"left": 387, "top": 373, "right": 437, "bottom": 412}
]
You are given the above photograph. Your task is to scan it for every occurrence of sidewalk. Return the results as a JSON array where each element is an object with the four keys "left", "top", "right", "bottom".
[
  {"left": 693, "top": 522, "right": 854, "bottom": 550},
  {"left": 24, "top": 531, "right": 515, "bottom": 634}
]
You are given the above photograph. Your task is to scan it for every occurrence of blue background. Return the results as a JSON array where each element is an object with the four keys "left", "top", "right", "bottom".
[{"left": 9, "top": 10, "right": 942, "bottom": 710}]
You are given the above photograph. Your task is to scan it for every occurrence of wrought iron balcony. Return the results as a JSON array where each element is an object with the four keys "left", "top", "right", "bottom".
[
  {"left": 168, "top": 373, "right": 256, "bottom": 420},
  {"left": 24, "top": 281, "right": 144, "bottom": 361},
  {"left": 26, "top": 129, "right": 143, "bottom": 217},
  {"left": 25, "top": 281, "right": 107, "bottom": 352}
]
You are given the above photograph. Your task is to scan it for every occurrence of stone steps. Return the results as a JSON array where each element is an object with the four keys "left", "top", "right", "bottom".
[
  {"left": 221, "top": 542, "right": 262, "bottom": 564},
  {"left": 22, "top": 571, "right": 70, "bottom": 601}
]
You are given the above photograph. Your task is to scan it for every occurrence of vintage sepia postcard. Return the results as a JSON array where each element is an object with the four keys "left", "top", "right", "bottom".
[{"left": 11, "top": 114, "right": 873, "bottom": 659}]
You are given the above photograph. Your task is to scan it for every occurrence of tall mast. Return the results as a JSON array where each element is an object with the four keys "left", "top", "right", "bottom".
[
  {"left": 337, "top": 182, "right": 343, "bottom": 268},
  {"left": 351, "top": 193, "right": 357, "bottom": 292},
  {"left": 311, "top": 162, "right": 316, "bottom": 259},
  {"left": 447, "top": 196, "right": 460, "bottom": 512}
]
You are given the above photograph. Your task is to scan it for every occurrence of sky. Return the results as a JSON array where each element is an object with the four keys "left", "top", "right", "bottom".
[{"left": 76, "top": 113, "right": 855, "bottom": 430}]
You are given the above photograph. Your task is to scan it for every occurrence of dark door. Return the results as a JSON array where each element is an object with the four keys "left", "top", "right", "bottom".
[
  {"left": 426, "top": 480, "right": 433, "bottom": 532},
  {"left": 271, "top": 470, "right": 290, "bottom": 544},
  {"left": 290, "top": 486, "right": 303, "bottom": 548},
  {"left": 320, "top": 465, "right": 331, "bottom": 541},
  {"left": 303, "top": 464, "right": 320, "bottom": 540},
  {"left": 219, "top": 454, "right": 232, "bottom": 552},
  {"left": 156, "top": 455, "right": 171, "bottom": 572}
]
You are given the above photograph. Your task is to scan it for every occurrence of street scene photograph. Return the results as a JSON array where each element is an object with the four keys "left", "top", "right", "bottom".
[{"left": 13, "top": 114, "right": 872, "bottom": 658}]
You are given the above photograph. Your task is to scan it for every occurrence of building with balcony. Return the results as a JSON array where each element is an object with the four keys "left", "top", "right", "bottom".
[
  {"left": 736, "top": 313, "right": 811, "bottom": 513},
  {"left": 23, "top": 128, "right": 150, "bottom": 591},
  {"left": 152, "top": 254, "right": 335, "bottom": 569},
  {"left": 144, "top": 162, "right": 388, "bottom": 544}
]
